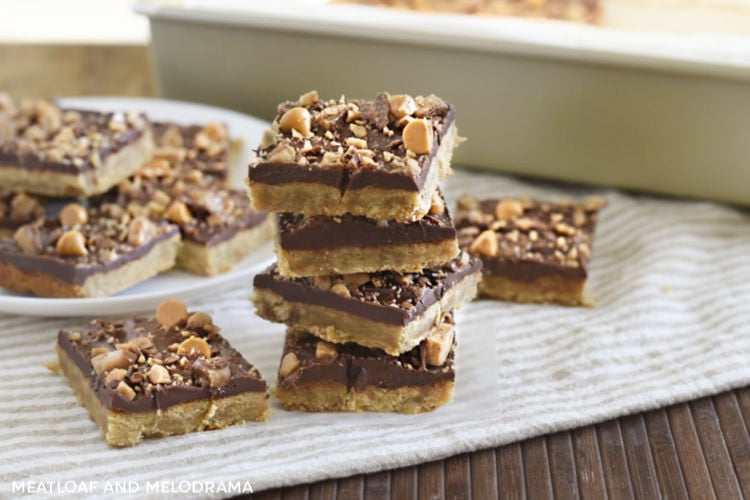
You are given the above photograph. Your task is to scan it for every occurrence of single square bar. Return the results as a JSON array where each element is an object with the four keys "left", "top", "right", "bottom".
[
  {"left": 0, "top": 202, "right": 181, "bottom": 298},
  {"left": 274, "top": 191, "right": 458, "bottom": 277},
  {"left": 248, "top": 91, "right": 459, "bottom": 221},
  {"left": 0, "top": 94, "right": 154, "bottom": 197},
  {"left": 252, "top": 252, "right": 481, "bottom": 356},
  {"left": 275, "top": 315, "right": 456, "bottom": 414},
  {"left": 55, "top": 300, "right": 269, "bottom": 447},
  {"left": 455, "top": 194, "right": 606, "bottom": 306}
]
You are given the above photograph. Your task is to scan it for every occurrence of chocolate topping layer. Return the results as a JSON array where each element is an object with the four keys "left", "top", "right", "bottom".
[
  {"left": 253, "top": 252, "right": 482, "bottom": 326},
  {"left": 58, "top": 315, "right": 267, "bottom": 412},
  {"left": 276, "top": 192, "right": 456, "bottom": 250},
  {"left": 0, "top": 204, "right": 179, "bottom": 285},
  {"left": 278, "top": 322, "right": 455, "bottom": 391},
  {"left": 249, "top": 92, "right": 455, "bottom": 193},
  {"left": 0, "top": 94, "right": 148, "bottom": 174},
  {"left": 454, "top": 195, "right": 606, "bottom": 280}
]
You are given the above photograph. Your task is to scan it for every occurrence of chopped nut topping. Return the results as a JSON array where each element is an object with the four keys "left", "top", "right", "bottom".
[
  {"left": 105, "top": 368, "right": 127, "bottom": 385},
  {"left": 115, "top": 381, "right": 136, "bottom": 401},
  {"left": 429, "top": 192, "right": 445, "bottom": 215},
  {"left": 147, "top": 364, "right": 171, "bottom": 384},
  {"left": 13, "top": 225, "right": 41, "bottom": 255},
  {"left": 126, "top": 216, "right": 156, "bottom": 247},
  {"left": 494, "top": 199, "right": 523, "bottom": 221},
  {"left": 298, "top": 90, "right": 319, "bottom": 107},
  {"left": 387, "top": 94, "right": 417, "bottom": 119},
  {"left": 164, "top": 200, "right": 193, "bottom": 225},
  {"left": 186, "top": 311, "right": 213, "bottom": 329},
  {"left": 423, "top": 323, "right": 454, "bottom": 366},
  {"left": 91, "top": 350, "right": 131, "bottom": 374},
  {"left": 330, "top": 282, "right": 351, "bottom": 298},
  {"left": 315, "top": 341, "right": 338, "bottom": 360},
  {"left": 279, "top": 352, "right": 300, "bottom": 378}
]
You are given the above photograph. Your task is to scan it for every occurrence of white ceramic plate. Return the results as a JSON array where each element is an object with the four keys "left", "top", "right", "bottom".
[{"left": 0, "top": 97, "right": 274, "bottom": 317}]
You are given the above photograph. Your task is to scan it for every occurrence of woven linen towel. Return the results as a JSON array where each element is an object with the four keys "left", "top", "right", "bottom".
[{"left": 1, "top": 169, "right": 749, "bottom": 499}]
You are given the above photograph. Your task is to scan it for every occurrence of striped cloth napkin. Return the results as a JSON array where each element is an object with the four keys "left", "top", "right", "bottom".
[{"left": 1, "top": 169, "right": 749, "bottom": 499}]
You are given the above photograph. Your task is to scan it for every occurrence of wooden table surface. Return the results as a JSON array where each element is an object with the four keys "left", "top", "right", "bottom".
[{"left": 248, "top": 387, "right": 750, "bottom": 499}]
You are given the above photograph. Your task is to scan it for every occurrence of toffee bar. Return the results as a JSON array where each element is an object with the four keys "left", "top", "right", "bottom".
[
  {"left": 248, "top": 91, "right": 459, "bottom": 222},
  {"left": 274, "top": 191, "right": 458, "bottom": 277},
  {"left": 0, "top": 94, "right": 154, "bottom": 197},
  {"left": 0, "top": 203, "right": 180, "bottom": 298},
  {"left": 252, "top": 253, "right": 481, "bottom": 356},
  {"left": 56, "top": 300, "right": 269, "bottom": 447},
  {"left": 276, "top": 315, "right": 456, "bottom": 414},
  {"left": 455, "top": 194, "right": 606, "bottom": 306}
]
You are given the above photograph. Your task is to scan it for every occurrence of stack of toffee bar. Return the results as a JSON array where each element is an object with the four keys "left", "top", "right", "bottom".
[
  {"left": 249, "top": 91, "right": 482, "bottom": 413},
  {"left": 0, "top": 95, "right": 271, "bottom": 298}
]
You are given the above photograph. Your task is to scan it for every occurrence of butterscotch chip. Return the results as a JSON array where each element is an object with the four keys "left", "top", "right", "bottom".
[
  {"left": 469, "top": 229, "right": 498, "bottom": 257},
  {"left": 156, "top": 300, "right": 188, "bottom": 328},
  {"left": 186, "top": 311, "right": 213, "bottom": 329},
  {"left": 279, "top": 107, "right": 312, "bottom": 137},
  {"left": 402, "top": 119, "right": 433, "bottom": 154},
  {"left": 331, "top": 282, "right": 351, "bottom": 298},
  {"left": 177, "top": 336, "right": 212, "bottom": 359},
  {"left": 279, "top": 352, "right": 300, "bottom": 377},
  {"left": 429, "top": 192, "right": 445, "bottom": 215},
  {"left": 115, "top": 381, "right": 137, "bottom": 402},
  {"left": 59, "top": 203, "right": 88, "bottom": 227},
  {"left": 56, "top": 230, "right": 88, "bottom": 257}
]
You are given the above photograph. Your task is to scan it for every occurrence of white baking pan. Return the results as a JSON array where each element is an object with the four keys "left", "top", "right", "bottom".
[{"left": 136, "top": 0, "right": 750, "bottom": 206}]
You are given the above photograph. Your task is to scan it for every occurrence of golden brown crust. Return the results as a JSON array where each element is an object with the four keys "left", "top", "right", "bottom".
[
  {"left": 479, "top": 273, "right": 590, "bottom": 306},
  {"left": 56, "top": 345, "right": 269, "bottom": 447},
  {"left": 275, "top": 238, "right": 459, "bottom": 277},
  {"left": 275, "top": 380, "right": 453, "bottom": 414},
  {"left": 177, "top": 217, "right": 273, "bottom": 276}
]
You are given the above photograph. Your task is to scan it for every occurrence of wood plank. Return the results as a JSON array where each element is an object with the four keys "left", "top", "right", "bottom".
[
  {"left": 713, "top": 392, "right": 750, "bottom": 497},
  {"left": 418, "top": 460, "right": 444, "bottom": 500},
  {"left": 522, "top": 435, "right": 554, "bottom": 500},
  {"left": 571, "top": 426, "right": 607, "bottom": 500},
  {"left": 597, "top": 420, "right": 635, "bottom": 500},
  {"left": 691, "top": 398, "right": 742, "bottom": 499},
  {"left": 643, "top": 409, "right": 689, "bottom": 499},
  {"left": 667, "top": 403, "right": 716, "bottom": 500},
  {"left": 364, "top": 471, "right": 390, "bottom": 500},
  {"left": 391, "top": 466, "right": 417, "bottom": 499},
  {"left": 336, "top": 475, "right": 364, "bottom": 500},
  {"left": 253, "top": 490, "right": 282, "bottom": 500},
  {"left": 546, "top": 431, "right": 580, "bottom": 498},
  {"left": 735, "top": 388, "right": 750, "bottom": 429},
  {"left": 497, "top": 442, "right": 526, "bottom": 500},
  {"left": 444, "top": 454, "right": 471, "bottom": 500},
  {"left": 619, "top": 414, "right": 661, "bottom": 499},
  {"left": 309, "top": 481, "right": 336, "bottom": 500},
  {"left": 281, "top": 485, "right": 309, "bottom": 500},
  {"left": 469, "top": 449, "right": 498, "bottom": 500}
]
